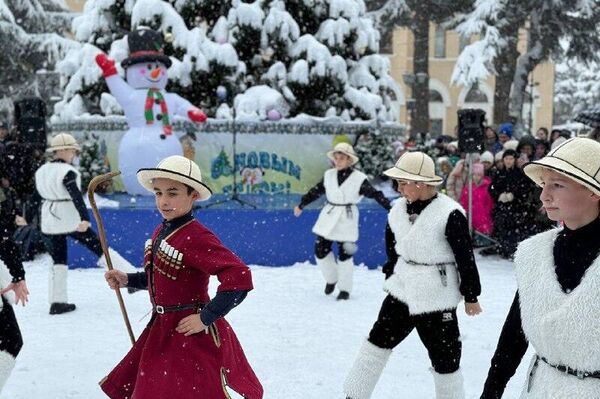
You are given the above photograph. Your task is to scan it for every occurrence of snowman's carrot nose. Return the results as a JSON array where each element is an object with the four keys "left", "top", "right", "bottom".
[{"left": 150, "top": 68, "right": 161, "bottom": 79}]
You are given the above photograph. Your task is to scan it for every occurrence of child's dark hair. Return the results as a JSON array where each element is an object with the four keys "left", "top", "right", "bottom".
[{"left": 185, "top": 184, "right": 195, "bottom": 195}]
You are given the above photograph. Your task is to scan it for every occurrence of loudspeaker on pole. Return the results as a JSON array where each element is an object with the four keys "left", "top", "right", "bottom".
[{"left": 457, "top": 108, "right": 485, "bottom": 153}]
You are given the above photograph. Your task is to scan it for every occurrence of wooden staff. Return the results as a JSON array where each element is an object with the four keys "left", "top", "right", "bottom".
[{"left": 88, "top": 171, "right": 135, "bottom": 345}]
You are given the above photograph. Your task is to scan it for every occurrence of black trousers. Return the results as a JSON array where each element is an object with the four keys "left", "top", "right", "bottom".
[
  {"left": 0, "top": 296, "right": 23, "bottom": 358},
  {"left": 46, "top": 229, "right": 103, "bottom": 265},
  {"left": 368, "top": 295, "right": 461, "bottom": 374},
  {"left": 314, "top": 235, "right": 352, "bottom": 261}
]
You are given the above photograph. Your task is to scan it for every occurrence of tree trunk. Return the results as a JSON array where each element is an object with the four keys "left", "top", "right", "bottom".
[
  {"left": 492, "top": 30, "right": 519, "bottom": 126},
  {"left": 509, "top": 12, "right": 546, "bottom": 136},
  {"left": 411, "top": 1, "right": 430, "bottom": 135}
]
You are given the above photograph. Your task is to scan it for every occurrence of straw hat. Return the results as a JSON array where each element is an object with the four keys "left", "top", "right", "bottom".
[
  {"left": 383, "top": 151, "right": 443, "bottom": 185},
  {"left": 46, "top": 133, "right": 81, "bottom": 152},
  {"left": 137, "top": 155, "right": 213, "bottom": 200},
  {"left": 524, "top": 137, "right": 600, "bottom": 196},
  {"left": 326, "top": 142, "right": 359, "bottom": 165}
]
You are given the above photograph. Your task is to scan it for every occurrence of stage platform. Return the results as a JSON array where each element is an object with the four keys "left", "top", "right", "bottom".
[{"left": 71, "top": 194, "right": 392, "bottom": 269}]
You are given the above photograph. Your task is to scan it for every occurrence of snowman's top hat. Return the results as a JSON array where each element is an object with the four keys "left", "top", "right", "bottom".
[{"left": 121, "top": 27, "right": 172, "bottom": 68}]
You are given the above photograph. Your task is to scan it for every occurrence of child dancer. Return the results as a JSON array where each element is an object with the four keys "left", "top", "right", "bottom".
[
  {"left": 294, "top": 142, "right": 390, "bottom": 300},
  {"left": 102, "top": 155, "right": 262, "bottom": 399}
]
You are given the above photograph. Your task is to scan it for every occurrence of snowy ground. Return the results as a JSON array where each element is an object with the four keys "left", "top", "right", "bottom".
[{"left": 3, "top": 254, "right": 530, "bottom": 398}]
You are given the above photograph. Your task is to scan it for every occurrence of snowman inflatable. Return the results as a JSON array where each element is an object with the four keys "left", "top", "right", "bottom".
[{"left": 95, "top": 27, "right": 207, "bottom": 195}]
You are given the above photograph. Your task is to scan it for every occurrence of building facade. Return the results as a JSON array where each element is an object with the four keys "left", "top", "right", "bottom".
[{"left": 388, "top": 24, "right": 554, "bottom": 137}]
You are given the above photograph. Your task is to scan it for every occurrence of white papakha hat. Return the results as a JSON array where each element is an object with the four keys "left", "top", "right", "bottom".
[
  {"left": 523, "top": 137, "right": 600, "bottom": 196},
  {"left": 137, "top": 155, "right": 212, "bottom": 201},
  {"left": 46, "top": 133, "right": 81, "bottom": 152},
  {"left": 383, "top": 151, "right": 443, "bottom": 186},
  {"left": 326, "top": 142, "right": 359, "bottom": 165}
]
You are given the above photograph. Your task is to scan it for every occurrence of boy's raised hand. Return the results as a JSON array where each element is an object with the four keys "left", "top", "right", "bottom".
[
  {"left": 293, "top": 206, "right": 302, "bottom": 217},
  {"left": 105, "top": 269, "right": 128, "bottom": 289},
  {"left": 176, "top": 314, "right": 208, "bottom": 336}
]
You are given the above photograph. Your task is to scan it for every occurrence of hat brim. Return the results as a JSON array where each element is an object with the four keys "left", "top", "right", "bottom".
[
  {"left": 122, "top": 55, "right": 172, "bottom": 68},
  {"left": 524, "top": 158, "right": 600, "bottom": 196},
  {"left": 46, "top": 144, "right": 81, "bottom": 153},
  {"left": 136, "top": 168, "right": 212, "bottom": 201},
  {"left": 383, "top": 166, "right": 443, "bottom": 186},
  {"left": 326, "top": 150, "right": 359, "bottom": 165}
]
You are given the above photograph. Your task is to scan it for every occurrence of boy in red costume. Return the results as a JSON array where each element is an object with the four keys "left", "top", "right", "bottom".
[{"left": 102, "top": 155, "right": 262, "bottom": 399}]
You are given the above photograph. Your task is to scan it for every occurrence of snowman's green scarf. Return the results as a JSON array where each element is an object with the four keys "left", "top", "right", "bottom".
[{"left": 144, "top": 88, "right": 173, "bottom": 136}]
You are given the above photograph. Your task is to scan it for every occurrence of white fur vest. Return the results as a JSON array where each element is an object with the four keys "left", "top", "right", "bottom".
[
  {"left": 312, "top": 168, "right": 367, "bottom": 242},
  {"left": 383, "top": 194, "right": 464, "bottom": 315},
  {"left": 515, "top": 229, "right": 600, "bottom": 398},
  {"left": 35, "top": 162, "right": 82, "bottom": 235}
]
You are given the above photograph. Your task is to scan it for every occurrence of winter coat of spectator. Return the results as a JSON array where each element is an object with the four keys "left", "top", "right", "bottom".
[
  {"left": 0, "top": 121, "right": 9, "bottom": 156},
  {"left": 460, "top": 163, "right": 494, "bottom": 235},
  {"left": 498, "top": 123, "right": 513, "bottom": 144},
  {"left": 534, "top": 139, "right": 550, "bottom": 161},
  {"left": 487, "top": 150, "right": 537, "bottom": 258},
  {"left": 446, "top": 155, "right": 479, "bottom": 201},
  {"left": 484, "top": 127, "right": 503, "bottom": 154}
]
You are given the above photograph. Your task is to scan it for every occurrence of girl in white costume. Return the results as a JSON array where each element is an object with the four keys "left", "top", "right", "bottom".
[
  {"left": 294, "top": 143, "right": 390, "bottom": 300},
  {"left": 481, "top": 137, "right": 600, "bottom": 398}
]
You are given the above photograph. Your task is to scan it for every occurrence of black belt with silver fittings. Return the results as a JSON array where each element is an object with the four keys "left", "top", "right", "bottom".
[
  {"left": 326, "top": 201, "right": 355, "bottom": 218},
  {"left": 401, "top": 256, "right": 455, "bottom": 287},
  {"left": 538, "top": 355, "right": 600, "bottom": 380},
  {"left": 154, "top": 302, "right": 205, "bottom": 314}
]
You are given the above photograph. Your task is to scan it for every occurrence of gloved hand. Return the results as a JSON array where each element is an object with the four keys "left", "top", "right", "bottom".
[
  {"left": 188, "top": 109, "right": 207, "bottom": 123},
  {"left": 498, "top": 192, "right": 514, "bottom": 203},
  {"left": 95, "top": 53, "right": 117, "bottom": 77}
]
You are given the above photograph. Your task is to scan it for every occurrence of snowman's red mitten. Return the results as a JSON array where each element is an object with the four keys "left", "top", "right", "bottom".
[
  {"left": 188, "top": 109, "right": 207, "bottom": 123},
  {"left": 95, "top": 53, "right": 118, "bottom": 77}
]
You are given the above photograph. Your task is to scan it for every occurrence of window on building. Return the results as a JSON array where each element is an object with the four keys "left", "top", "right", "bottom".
[
  {"left": 429, "top": 119, "right": 443, "bottom": 137},
  {"left": 434, "top": 26, "right": 446, "bottom": 58},
  {"left": 465, "top": 87, "right": 488, "bottom": 103},
  {"left": 429, "top": 90, "right": 444, "bottom": 103}
]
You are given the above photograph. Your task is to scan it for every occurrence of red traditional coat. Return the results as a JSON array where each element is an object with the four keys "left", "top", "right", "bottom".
[{"left": 100, "top": 220, "right": 263, "bottom": 399}]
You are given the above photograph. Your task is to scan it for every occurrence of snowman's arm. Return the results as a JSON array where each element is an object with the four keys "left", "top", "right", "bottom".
[
  {"left": 172, "top": 95, "right": 207, "bottom": 123},
  {"left": 95, "top": 53, "right": 135, "bottom": 106}
]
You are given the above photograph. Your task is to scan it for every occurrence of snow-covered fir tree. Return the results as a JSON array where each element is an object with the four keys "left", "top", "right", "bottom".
[
  {"left": 79, "top": 132, "right": 111, "bottom": 192},
  {"left": 54, "top": 0, "right": 400, "bottom": 122},
  {"left": 0, "top": 0, "right": 74, "bottom": 112},
  {"left": 554, "top": 59, "right": 599, "bottom": 125},
  {"left": 353, "top": 127, "right": 395, "bottom": 181},
  {"left": 452, "top": 0, "right": 600, "bottom": 132}
]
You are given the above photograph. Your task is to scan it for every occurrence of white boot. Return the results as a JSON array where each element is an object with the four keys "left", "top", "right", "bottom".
[
  {"left": 0, "top": 350, "right": 16, "bottom": 394},
  {"left": 49, "top": 264, "right": 69, "bottom": 304},
  {"left": 336, "top": 258, "right": 354, "bottom": 294},
  {"left": 97, "top": 248, "right": 137, "bottom": 273},
  {"left": 316, "top": 252, "right": 337, "bottom": 285},
  {"left": 431, "top": 368, "right": 465, "bottom": 399},
  {"left": 48, "top": 264, "right": 76, "bottom": 314},
  {"left": 344, "top": 341, "right": 392, "bottom": 399}
]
